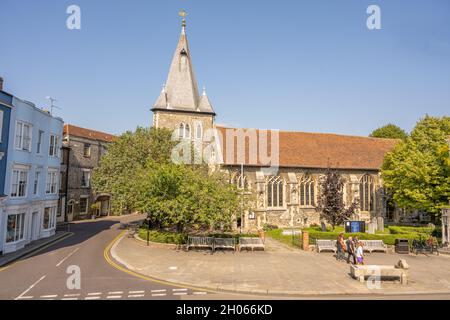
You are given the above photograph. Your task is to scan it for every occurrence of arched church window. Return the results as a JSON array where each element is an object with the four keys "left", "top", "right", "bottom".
[
  {"left": 178, "top": 123, "right": 185, "bottom": 139},
  {"left": 185, "top": 124, "right": 191, "bottom": 139},
  {"left": 360, "top": 175, "right": 374, "bottom": 212},
  {"left": 300, "top": 178, "right": 315, "bottom": 206},
  {"left": 196, "top": 123, "right": 203, "bottom": 140},
  {"left": 267, "top": 176, "right": 284, "bottom": 208},
  {"left": 232, "top": 173, "right": 248, "bottom": 190}
]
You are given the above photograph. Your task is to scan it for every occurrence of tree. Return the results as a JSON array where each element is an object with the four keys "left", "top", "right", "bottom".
[
  {"left": 382, "top": 116, "right": 450, "bottom": 219},
  {"left": 370, "top": 124, "right": 408, "bottom": 140},
  {"left": 92, "top": 127, "right": 175, "bottom": 215},
  {"left": 136, "top": 163, "right": 241, "bottom": 233},
  {"left": 317, "top": 167, "right": 358, "bottom": 230}
]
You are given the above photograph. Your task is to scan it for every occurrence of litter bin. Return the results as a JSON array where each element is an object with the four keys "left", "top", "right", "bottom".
[{"left": 395, "top": 239, "right": 410, "bottom": 254}]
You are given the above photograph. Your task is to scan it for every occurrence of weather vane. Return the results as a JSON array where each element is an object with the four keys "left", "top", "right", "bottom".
[{"left": 179, "top": 10, "right": 187, "bottom": 28}]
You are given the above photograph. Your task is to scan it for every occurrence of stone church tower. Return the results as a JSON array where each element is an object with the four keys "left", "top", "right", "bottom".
[{"left": 152, "top": 11, "right": 216, "bottom": 141}]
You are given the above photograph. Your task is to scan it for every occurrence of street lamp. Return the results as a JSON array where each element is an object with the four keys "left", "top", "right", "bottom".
[{"left": 146, "top": 213, "right": 151, "bottom": 246}]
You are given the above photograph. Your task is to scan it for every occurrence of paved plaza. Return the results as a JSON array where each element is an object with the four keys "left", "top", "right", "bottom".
[{"left": 111, "top": 235, "right": 450, "bottom": 297}]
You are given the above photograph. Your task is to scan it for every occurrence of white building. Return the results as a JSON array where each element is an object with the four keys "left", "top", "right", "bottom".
[{"left": 0, "top": 95, "right": 63, "bottom": 255}]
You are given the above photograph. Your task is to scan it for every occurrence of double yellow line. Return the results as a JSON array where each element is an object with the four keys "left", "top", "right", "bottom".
[{"left": 103, "top": 230, "right": 216, "bottom": 294}]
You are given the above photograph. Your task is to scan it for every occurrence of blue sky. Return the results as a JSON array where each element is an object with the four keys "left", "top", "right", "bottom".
[{"left": 1, "top": 0, "right": 449, "bottom": 136}]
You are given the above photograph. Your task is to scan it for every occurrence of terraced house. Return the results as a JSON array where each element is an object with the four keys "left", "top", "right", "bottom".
[
  {"left": 59, "top": 124, "right": 115, "bottom": 222},
  {"left": 152, "top": 15, "right": 402, "bottom": 232},
  {"left": 0, "top": 78, "right": 63, "bottom": 254}
]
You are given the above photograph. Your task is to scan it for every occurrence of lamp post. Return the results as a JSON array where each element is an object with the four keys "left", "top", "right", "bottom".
[{"left": 146, "top": 213, "right": 151, "bottom": 247}]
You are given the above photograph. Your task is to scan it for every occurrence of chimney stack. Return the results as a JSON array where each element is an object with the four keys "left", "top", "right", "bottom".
[{"left": 0, "top": 77, "right": 3, "bottom": 91}]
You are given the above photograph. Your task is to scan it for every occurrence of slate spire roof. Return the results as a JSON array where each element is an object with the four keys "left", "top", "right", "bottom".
[{"left": 153, "top": 14, "right": 215, "bottom": 115}]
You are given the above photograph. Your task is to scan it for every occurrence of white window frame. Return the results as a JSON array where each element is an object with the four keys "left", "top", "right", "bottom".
[
  {"left": 42, "top": 206, "right": 57, "bottom": 230},
  {"left": 49, "top": 134, "right": 59, "bottom": 157},
  {"left": 11, "top": 167, "right": 29, "bottom": 198},
  {"left": 37, "top": 130, "right": 44, "bottom": 154},
  {"left": 83, "top": 143, "right": 91, "bottom": 158},
  {"left": 45, "top": 169, "right": 58, "bottom": 195},
  {"left": 79, "top": 196, "right": 89, "bottom": 215},
  {"left": 33, "top": 171, "right": 41, "bottom": 195},
  {"left": 14, "top": 121, "right": 32, "bottom": 152},
  {"left": 299, "top": 178, "right": 316, "bottom": 207},
  {"left": 5, "top": 212, "right": 26, "bottom": 244}
]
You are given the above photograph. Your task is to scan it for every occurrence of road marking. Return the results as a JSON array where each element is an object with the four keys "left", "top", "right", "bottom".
[
  {"left": 108, "top": 291, "right": 123, "bottom": 295},
  {"left": 40, "top": 295, "right": 58, "bottom": 298},
  {"left": 169, "top": 266, "right": 178, "bottom": 270},
  {"left": 193, "top": 292, "right": 207, "bottom": 295},
  {"left": 18, "top": 296, "right": 34, "bottom": 299},
  {"left": 151, "top": 289, "right": 166, "bottom": 293},
  {"left": 62, "top": 298, "right": 78, "bottom": 300},
  {"left": 15, "top": 275, "right": 46, "bottom": 300},
  {"left": 128, "top": 294, "right": 145, "bottom": 298},
  {"left": 64, "top": 293, "right": 81, "bottom": 297},
  {"left": 152, "top": 293, "right": 167, "bottom": 297},
  {"left": 56, "top": 247, "right": 80, "bottom": 267},
  {"left": 103, "top": 231, "right": 216, "bottom": 295},
  {"left": 173, "top": 292, "right": 188, "bottom": 296},
  {"left": 87, "top": 292, "right": 102, "bottom": 296},
  {"left": 106, "top": 295, "right": 122, "bottom": 299},
  {"left": 85, "top": 296, "right": 100, "bottom": 300},
  {"left": 173, "top": 288, "right": 188, "bottom": 292},
  {"left": 129, "top": 290, "right": 145, "bottom": 294}
]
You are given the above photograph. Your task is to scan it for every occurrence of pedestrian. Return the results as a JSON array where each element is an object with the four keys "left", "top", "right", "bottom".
[
  {"left": 356, "top": 242, "right": 365, "bottom": 265},
  {"left": 336, "top": 233, "right": 346, "bottom": 261},
  {"left": 353, "top": 235, "right": 359, "bottom": 248},
  {"left": 346, "top": 236, "right": 356, "bottom": 264}
]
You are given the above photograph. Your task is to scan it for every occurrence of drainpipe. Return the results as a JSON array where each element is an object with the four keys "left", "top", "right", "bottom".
[{"left": 64, "top": 146, "right": 71, "bottom": 222}]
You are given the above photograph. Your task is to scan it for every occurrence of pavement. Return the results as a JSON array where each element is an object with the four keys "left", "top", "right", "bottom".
[{"left": 111, "top": 233, "right": 450, "bottom": 298}]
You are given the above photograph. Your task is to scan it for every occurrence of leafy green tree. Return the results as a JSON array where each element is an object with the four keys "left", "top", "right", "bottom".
[
  {"left": 137, "top": 163, "right": 241, "bottom": 233},
  {"left": 316, "top": 167, "right": 358, "bottom": 230},
  {"left": 92, "top": 127, "right": 175, "bottom": 215},
  {"left": 370, "top": 124, "right": 408, "bottom": 140},
  {"left": 382, "top": 116, "right": 450, "bottom": 219}
]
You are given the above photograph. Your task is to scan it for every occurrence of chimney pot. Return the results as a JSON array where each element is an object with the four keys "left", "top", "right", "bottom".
[{"left": 0, "top": 77, "right": 3, "bottom": 91}]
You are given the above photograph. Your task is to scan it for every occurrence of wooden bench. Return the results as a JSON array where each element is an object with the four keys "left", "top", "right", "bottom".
[
  {"left": 360, "top": 240, "right": 388, "bottom": 253},
  {"left": 316, "top": 240, "right": 337, "bottom": 253},
  {"left": 187, "top": 237, "right": 215, "bottom": 251},
  {"left": 350, "top": 265, "right": 408, "bottom": 285},
  {"left": 238, "top": 238, "right": 265, "bottom": 251},
  {"left": 214, "top": 238, "right": 236, "bottom": 252}
]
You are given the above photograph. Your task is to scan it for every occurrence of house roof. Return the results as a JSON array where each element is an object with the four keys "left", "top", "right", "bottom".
[
  {"left": 64, "top": 124, "right": 116, "bottom": 142},
  {"left": 215, "top": 126, "right": 399, "bottom": 170}
]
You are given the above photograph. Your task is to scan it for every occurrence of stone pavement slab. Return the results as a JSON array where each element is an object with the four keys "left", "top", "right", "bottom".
[{"left": 111, "top": 235, "right": 450, "bottom": 297}]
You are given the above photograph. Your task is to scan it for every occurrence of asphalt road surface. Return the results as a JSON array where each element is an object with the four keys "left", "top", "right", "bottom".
[{"left": 1, "top": 215, "right": 449, "bottom": 301}]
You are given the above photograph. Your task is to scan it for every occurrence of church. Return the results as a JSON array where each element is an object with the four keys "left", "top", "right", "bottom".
[{"left": 151, "top": 12, "right": 401, "bottom": 232}]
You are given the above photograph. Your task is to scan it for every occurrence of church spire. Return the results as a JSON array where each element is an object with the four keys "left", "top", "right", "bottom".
[{"left": 152, "top": 10, "right": 215, "bottom": 115}]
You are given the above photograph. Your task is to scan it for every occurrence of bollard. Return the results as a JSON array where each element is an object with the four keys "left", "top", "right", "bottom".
[{"left": 303, "top": 231, "right": 309, "bottom": 251}]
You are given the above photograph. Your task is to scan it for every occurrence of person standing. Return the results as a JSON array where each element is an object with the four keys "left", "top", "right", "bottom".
[
  {"left": 356, "top": 242, "right": 365, "bottom": 265},
  {"left": 346, "top": 236, "right": 356, "bottom": 264},
  {"left": 336, "top": 233, "right": 346, "bottom": 261}
]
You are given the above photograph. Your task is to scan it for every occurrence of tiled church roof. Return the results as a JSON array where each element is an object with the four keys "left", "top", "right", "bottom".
[
  {"left": 216, "top": 126, "right": 399, "bottom": 170},
  {"left": 64, "top": 124, "right": 116, "bottom": 142}
]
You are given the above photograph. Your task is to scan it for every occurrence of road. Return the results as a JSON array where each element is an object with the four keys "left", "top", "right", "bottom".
[
  {"left": 0, "top": 214, "right": 214, "bottom": 300},
  {"left": 1, "top": 214, "right": 449, "bottom": 300}
]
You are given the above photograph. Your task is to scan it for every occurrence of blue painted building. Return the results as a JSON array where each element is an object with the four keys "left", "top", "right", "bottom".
[{"left": 0, "top": 78, "right": 63, "bottom": 255}]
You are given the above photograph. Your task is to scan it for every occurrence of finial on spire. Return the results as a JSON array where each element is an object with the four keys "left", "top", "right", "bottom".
[
  {"left": 202, "top": 86, "right": 207, "bottom": 96},
  {"left": 179, "top": 10, "right": 187, "bottom": 31}
]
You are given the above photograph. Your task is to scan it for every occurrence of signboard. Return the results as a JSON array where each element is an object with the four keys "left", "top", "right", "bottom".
[{"left": 345, "top": 221, "right": 366, "bottom": 233}]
